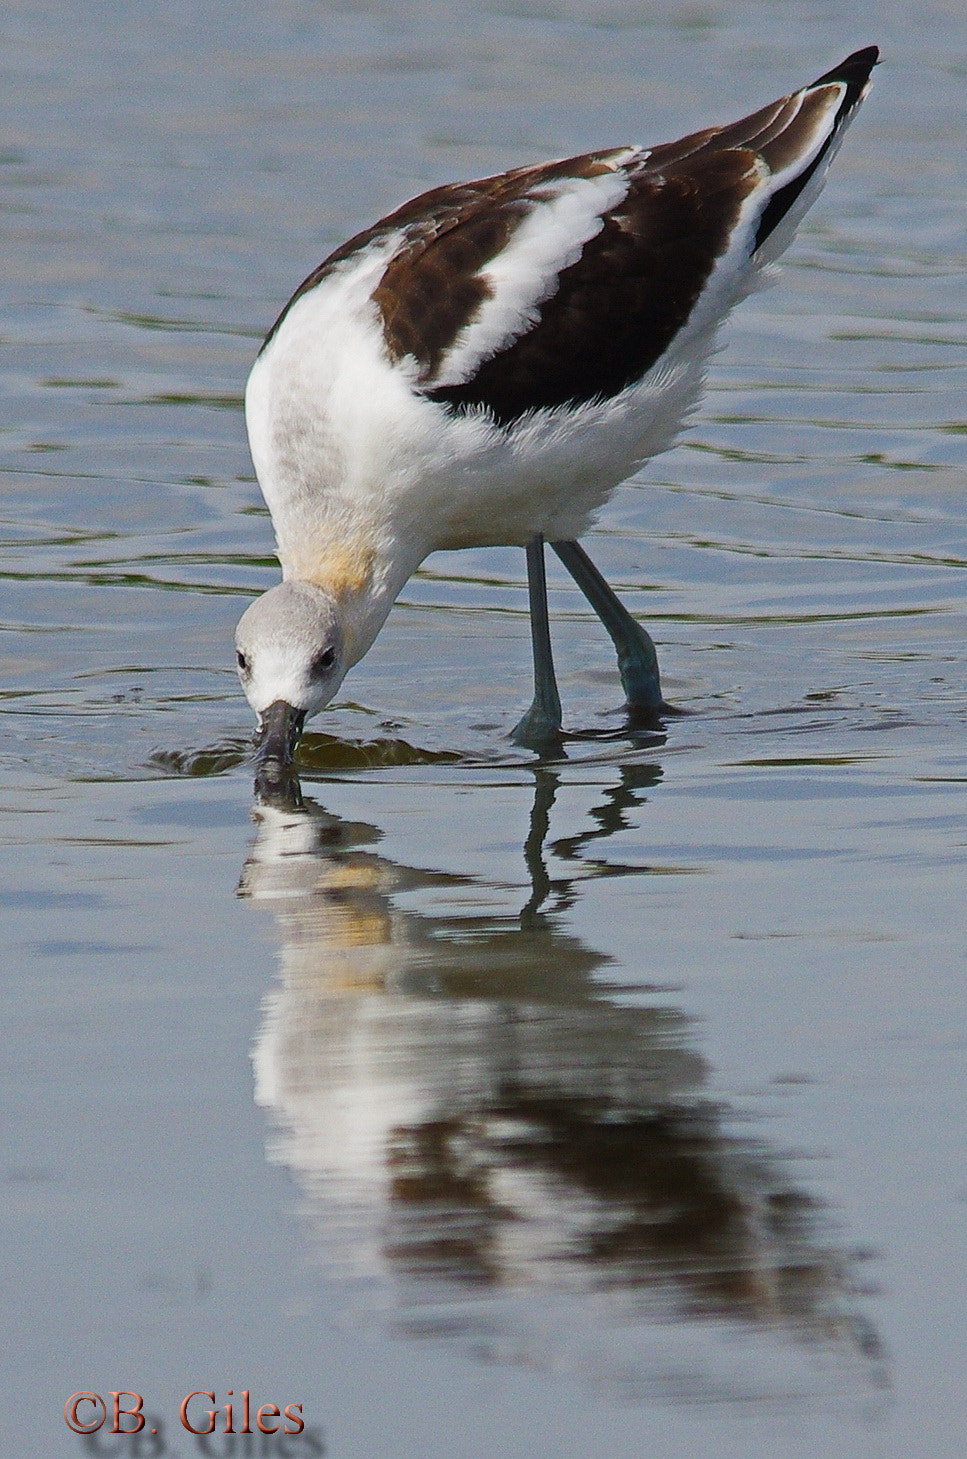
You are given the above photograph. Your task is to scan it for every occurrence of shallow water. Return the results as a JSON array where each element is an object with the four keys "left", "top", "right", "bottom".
[{"left": 2, "top": 2, "right": 966, "bottom": 1456}]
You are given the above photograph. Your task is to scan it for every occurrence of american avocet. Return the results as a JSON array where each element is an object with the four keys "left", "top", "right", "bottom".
[{"left": 236, "top": 46, "right": 878, "bottom": 764}]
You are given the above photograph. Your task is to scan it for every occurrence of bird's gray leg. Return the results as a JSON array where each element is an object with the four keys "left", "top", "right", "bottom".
[
  {"left": 511, "top": 536, "right": 563, "bottom": 747},
  {"left": 551, "top": 539, "right": 667, "bottom": 718}
]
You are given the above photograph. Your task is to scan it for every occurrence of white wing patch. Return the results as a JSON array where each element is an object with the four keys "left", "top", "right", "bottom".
[{"left": 430, "top": 168, "right": 633, "bottom": 389}]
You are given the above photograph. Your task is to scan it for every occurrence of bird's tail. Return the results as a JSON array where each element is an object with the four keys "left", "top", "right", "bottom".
[{"left": 746, "top": 45, "right": 879, "bottom": 260}]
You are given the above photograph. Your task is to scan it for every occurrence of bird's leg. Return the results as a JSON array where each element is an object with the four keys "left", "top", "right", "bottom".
[
  {"left": 551, "top": 539, "right": 669, "bottom": 722},
  {"left": 511, "top": 536, "right": 564, "bottom": 748}
]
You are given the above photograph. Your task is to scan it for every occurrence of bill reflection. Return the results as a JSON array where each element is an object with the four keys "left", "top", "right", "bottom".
[{"left": 240, "top": 770, "right": 881, "bottom": 1397}]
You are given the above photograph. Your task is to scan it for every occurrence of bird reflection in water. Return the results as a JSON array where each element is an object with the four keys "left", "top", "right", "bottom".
[{"left": 239, "top": 764, "right": 883, "bottom": 1398}]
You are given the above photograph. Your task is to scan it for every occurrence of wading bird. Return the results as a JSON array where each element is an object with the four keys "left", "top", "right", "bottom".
[{"left": 235, "top": 47, "right": 878, "bottom": 765}]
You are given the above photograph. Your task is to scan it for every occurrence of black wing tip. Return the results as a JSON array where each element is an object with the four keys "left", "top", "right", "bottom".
[{"left": 810, "top": 46, "right": 880, "bottom": 97}]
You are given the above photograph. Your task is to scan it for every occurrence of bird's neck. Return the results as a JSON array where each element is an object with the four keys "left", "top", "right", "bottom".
[{"left": 279, "top": 523, "right": 424, "bottom": 670}]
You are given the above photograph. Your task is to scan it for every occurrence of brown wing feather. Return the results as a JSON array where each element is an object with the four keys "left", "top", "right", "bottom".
[
  {"left": 261, "top": 47, "right": 877, "bottom": 429},
  {"left": 261, "top": 152, "right": 625, "bottom": 366},
  {"left": 427, "top": 149, "right": 760, "bottom": 425}
]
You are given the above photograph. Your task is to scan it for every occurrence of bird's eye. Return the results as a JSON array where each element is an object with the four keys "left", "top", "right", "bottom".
[
  {"left": 309, "top": 646, "right": 337, "bottom": 679},
  {"left": 236, "top": 650, "right": 250, "bottom": 675}
]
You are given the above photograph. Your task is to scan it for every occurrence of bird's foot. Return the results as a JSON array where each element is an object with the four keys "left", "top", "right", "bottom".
[
  {"left": 623, "top": 696, "right": 690, "bottom": 731},
  {"left": 511, "top": 698, "right": 565, "bottom": 752}
]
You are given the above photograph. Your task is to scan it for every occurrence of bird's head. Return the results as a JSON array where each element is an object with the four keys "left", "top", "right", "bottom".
[{"left": 235, "top": 581, "right": 346, "bottom": 767}]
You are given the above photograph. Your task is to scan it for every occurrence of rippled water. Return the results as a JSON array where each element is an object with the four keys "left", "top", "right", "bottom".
[{"left": 2, "top": 2, "right": 966, "bottom": 1456}]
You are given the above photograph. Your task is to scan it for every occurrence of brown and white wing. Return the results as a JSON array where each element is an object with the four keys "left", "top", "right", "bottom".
[{"left": 266, "top": 47, "right": 877, "bottom": 428}]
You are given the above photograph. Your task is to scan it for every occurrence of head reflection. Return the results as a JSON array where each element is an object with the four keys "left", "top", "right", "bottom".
[{"left": 240, "top": 767, "right": 880, "bottom": 1392}]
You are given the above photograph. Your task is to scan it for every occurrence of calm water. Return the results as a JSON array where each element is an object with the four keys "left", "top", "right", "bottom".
[{"left": 2, "top": 2, "right": 966, "bottom": 1456}]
